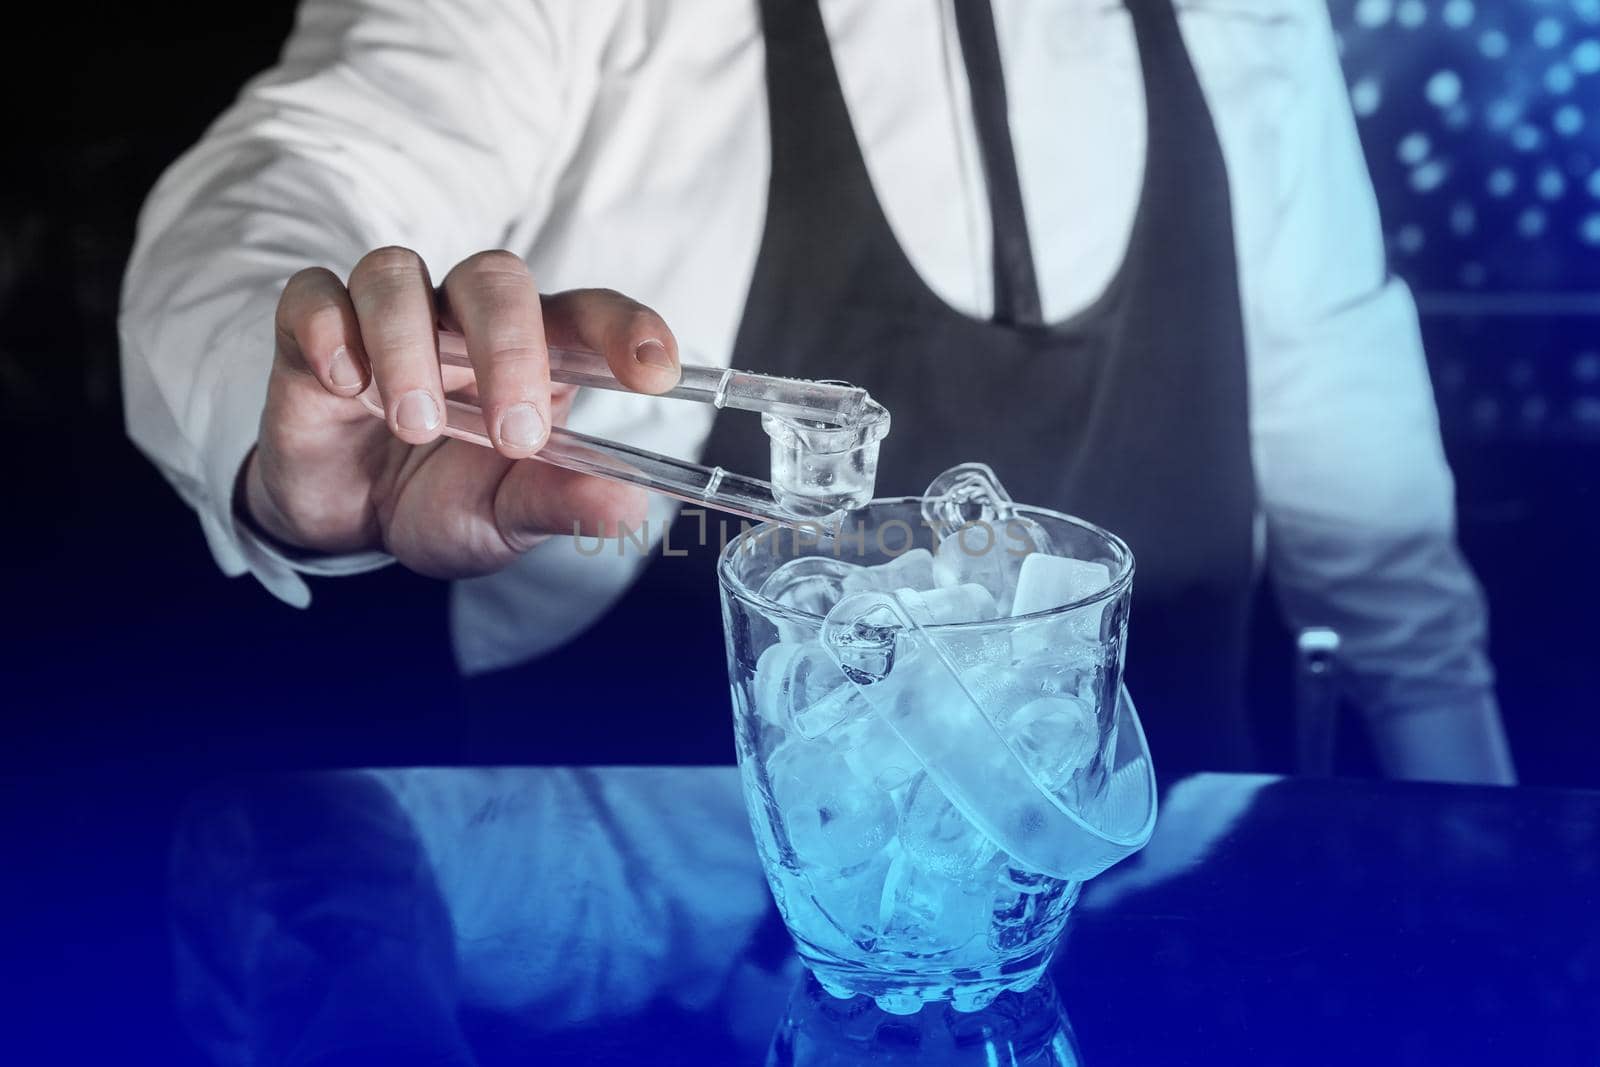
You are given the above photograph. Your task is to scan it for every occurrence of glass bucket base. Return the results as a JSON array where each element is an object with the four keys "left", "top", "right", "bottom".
[
  {"left": 797, "top": 941, "right": 1057, "bottom": 1016},
  {"left": 768, "top": 970, "right": 1082, "bottom": 1067}
]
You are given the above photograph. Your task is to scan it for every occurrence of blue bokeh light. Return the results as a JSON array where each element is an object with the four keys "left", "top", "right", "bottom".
[
  {"left": 1537, "top": 167, "right": 1568, "bottom": 199},
  {"left": 1399, "top": 130, "right": 1434, "bottom": 162},
  {"left": 1510, "top": 123, "right": 1545, "bottom": 151},
  {"left": 1544, "top": 62, "right": 1577, "bottom": 92},
  {"left": 1487, "top": 167, "right": 1518, "bottom": 196},
  {"left": 1324, "top": 0, "right": 1600, "bottom": 440},
  {"left": 1427, "top": 69, "right": 1465, "bottom": 106},
  {"left": 1442, "top": 0, "right": 1476, "bottom": 29},
  {"left": 1552, "top": 105, "right": 1585, "bottom": 135}
]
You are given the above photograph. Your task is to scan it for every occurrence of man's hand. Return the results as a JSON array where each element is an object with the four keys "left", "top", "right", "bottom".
[{"left": 243, "top": 247, "right": 681, "bottom": 578}]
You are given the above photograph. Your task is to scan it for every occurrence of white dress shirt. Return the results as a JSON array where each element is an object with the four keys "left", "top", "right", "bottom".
[{"left": 119, "top": 0, "right": 1511, "bottom": 779}]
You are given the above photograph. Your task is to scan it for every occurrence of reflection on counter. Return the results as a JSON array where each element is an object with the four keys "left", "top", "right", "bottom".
[
  {"left": 168, "top": 767, "right": 1138, "bottom": 1064},
  {"left": 166, "top": 766, "right": 1600, "bottom": 1064},
  {"left": 769, "top": 971, "right": 1081, "bottom": 1067}
]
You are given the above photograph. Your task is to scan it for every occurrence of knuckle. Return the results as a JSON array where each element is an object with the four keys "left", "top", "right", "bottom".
[
  {"left": 458, "top": 248, "right": 529, "bottom": 278},
  {"left": 277, "top": 268, "right": 339, "bottom": 322},
  {"left": 351, "top": 245, "right": 425, "bottom": 287},
  {"left": 282, "top": 266, "right": 339, "bottom": 299},
  {"left": 450, "top": 252, "right": 537, "bottom": 305}
]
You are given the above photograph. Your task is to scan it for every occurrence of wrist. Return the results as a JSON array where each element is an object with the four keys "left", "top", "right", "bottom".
[{"left": 234, "top": 447, "right": 319, "bottom": 558}]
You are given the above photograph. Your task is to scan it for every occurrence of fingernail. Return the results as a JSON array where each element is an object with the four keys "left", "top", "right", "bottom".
[
  {"left": 634, "top": 339, "right": 675, "bottom": 370},
  {"left": 396, "top": 390, "right": 441, "bottom": 433},
  {"left": 328, "top": 346, "right": 363, "bottom": 389},
  {"left": 498, "top": 403, "right": 546, "bottom": 450}
]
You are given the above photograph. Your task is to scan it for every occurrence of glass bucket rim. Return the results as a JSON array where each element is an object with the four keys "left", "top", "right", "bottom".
[{"left": 716, "top": 494, "right": 1135, "bottom": 632}]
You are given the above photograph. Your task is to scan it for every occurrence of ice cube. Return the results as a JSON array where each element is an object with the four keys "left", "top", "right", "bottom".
[
  {"left": 758, "top": 556, "right": 861, "bottom": 642},
  {"left": 1006, "top": 695, "right": 1100, "bottom": 794},
  {"left": 967, "top": 658, "right": 1097, "bottom": 722},
  {"left": 839, "top": 712, "right": 920, "bottom": 791},
  {"left": 897, "top": 582, "right": 999, "bottom": 625},
  {"left": 840, "top": 547, "right": 936, "bottom": 595},
  {"left": 898, "top": 772, "right": 999, "bottom": 880},
  {"left": 803, "top": 847, "right": 894, "bottom": 953},
  {"left": 933, "top": 518, "right": 1053, "bottom": 614},
  {"left": 1009, "top": 553, "right": 1113, "bottom": 657},
  {"left": 989, "top": 874, "right": 1075, "bottom": 953},
  {"left": 766, "top": 739, "right": 896, "bottom": 870},
  {"left": 753, "top": 641, "right": 866, "bottom": 740},
  {"left": 1010, "top": 553, "right": 1111, "bottom": 618},
  {"left": 875, "top": 846, "right": 996, "bottom": 958}
]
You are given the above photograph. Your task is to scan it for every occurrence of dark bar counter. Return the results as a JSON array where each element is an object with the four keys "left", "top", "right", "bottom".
[{"left": 4, "top": 768, "right": 1596, "bottom": 1064}]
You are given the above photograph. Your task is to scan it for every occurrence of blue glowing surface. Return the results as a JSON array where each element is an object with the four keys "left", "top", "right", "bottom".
[{"left": 6, "top": 767, "right": 1596, "bottom": 1064}]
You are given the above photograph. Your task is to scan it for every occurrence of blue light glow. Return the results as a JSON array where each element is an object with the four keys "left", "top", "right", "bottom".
[
  {"left": 1398, "top": 130, "right": 1433, "bottom": 162},
  {"left": 1485, "top": 97, "right": 1521, "bottom": 129},
  {"left": 1412, "top": 159, "right": 1452, "bottom": 192},
  {"left": 1511, "top": 123, "right": 1545, "bottom": 151},
  {"left": 1427, "top": 69, "right": 1464, "bottom": 106},
  {"left": 1356, "top": 0, "right": 1394, "bottom": 28},
  {"left": 1535, "top": 17, "right": 1566, "bottom": 48},
  {"left": 1544, "top": 63, "right": 1577, "bottom": 92},
  {"left": 1442, "top": 0, "right": 1476, "bottom": 29},
  {"left": 1352, "top": 75, "right": 1384, "bottom": 115},
  {"left": 1553, "top": 105, "right": 1585, "bottom": 136}
]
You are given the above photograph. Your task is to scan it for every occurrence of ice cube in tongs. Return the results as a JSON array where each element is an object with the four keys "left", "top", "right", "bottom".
[{"left": 359, "top": 330, "right": 891, "bottom": 528}]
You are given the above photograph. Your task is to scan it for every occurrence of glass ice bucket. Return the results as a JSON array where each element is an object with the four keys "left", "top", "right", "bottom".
[{"left": 718, "top": 494, "right": 1157, "bottom": 1015}]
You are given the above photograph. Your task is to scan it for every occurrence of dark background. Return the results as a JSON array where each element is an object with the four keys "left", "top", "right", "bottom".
[{"left": 2, "top": 0, "right": 1598, "bottom": 785}]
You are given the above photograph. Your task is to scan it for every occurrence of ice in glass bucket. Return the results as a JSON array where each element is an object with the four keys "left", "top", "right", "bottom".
[{"left": 718, "top": 465, "right": 1157, "bottom": 1014}]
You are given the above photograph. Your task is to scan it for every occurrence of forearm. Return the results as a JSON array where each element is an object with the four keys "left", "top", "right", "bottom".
[
  {"left": 1268, "top": 506, "right": 1514, "bottom": 784},
  {"left": 119, "top": 0, "right": 582, "bottom": 600}
]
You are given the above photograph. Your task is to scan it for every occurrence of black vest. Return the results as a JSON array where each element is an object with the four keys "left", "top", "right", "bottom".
[{"left": 467, "top": 0, "right": 1258, "bottom": 775}]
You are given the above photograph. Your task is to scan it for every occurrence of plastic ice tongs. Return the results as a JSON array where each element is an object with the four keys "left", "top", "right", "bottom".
[{"left": 359, "top": 330, "right": 890, "bottom": 528}]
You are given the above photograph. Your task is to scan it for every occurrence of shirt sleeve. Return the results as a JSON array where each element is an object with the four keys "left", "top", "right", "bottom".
[
  {"left": 118, "top": 0, "right": 619, "bottom": 606},
  {"left": 1241, "top": 2, "right": 1513, "bottom": 781}
]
